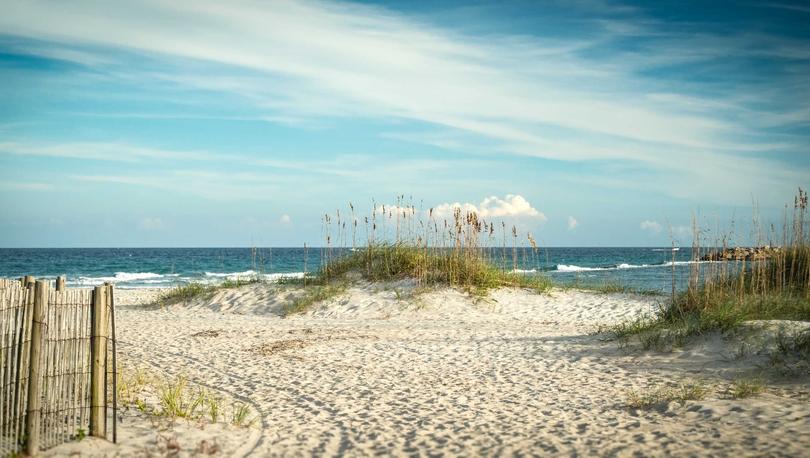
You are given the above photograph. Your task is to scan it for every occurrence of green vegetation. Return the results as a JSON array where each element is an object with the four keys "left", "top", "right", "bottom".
[
  {"left": 117, "top": 367, "right": 253, "bottom": 427},
  {"left": 768, "top": 330, "right": 810, "bottom": 375},
  {"left": 73, "top": 428, "right": 86, "bottom": 442},
  {"left": 626, "top": 381, "right": 708, "bottom": 409},
  {"left": 157, "top": 276, "right": 263, "bottom": 305},
  {"left": 116, "top": 365, "right": 151, "bottom": 406},
  {"left": 776, "top": 329, "right": 810, "bottom": 357},
  {"left": 603, "top": 189, "right": 810, "bottom": 354},
  {"left": 604, "top": 293, "right": 810, "bottom": 351},
  {"left": 157, "top": 377, "right": 207, "bottom": 418},
  {"left": 322, "top": 244, "right": 551, "bottom": 293},
  {"left": 727, "top": 377, "right": 764, "bottom": 399},
  {"left": 280, "top": 198, "right": 556, "bottom": 314},
  {"left": 231, "top": 403, "right": 253, "bottom": 427},
  {"left": 283, "top": 283, "right": 347, "bottom": 316},
  {"left": 274, "top": 244, "right": 553, "bottom": 316}
]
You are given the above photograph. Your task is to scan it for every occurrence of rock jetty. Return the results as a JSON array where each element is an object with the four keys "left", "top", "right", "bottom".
[{"left": 700, "top": 246, "right": 781, "bottom": 261}]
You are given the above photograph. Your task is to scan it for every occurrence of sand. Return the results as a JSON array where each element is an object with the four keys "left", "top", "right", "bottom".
[{"left": 45, "top": 282, "right": 810, "bottom": 457}]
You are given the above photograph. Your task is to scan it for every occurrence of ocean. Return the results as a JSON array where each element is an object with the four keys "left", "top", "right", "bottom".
[{"left": 0, "top": 247, "right": 709, "bottom": 293}]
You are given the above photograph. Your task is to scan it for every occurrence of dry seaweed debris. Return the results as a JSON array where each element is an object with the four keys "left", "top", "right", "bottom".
[{"left": 252, "top": 339, "right": 310, "bottom": 356}]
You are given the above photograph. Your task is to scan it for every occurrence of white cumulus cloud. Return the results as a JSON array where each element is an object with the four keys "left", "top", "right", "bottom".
[
  {"left": 432, "top": 194, "right": 545, "bottom": 220},
  {"left": 640, "top": 220, "right": 663, "bottom": 233},
  {"left": 567, "top": 216, "right": 579, "bottom": 230}
]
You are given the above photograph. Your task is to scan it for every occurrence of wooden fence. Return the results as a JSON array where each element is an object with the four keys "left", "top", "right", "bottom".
[{"left": 0, "top": 277, "right": 116, "bottom": 456}]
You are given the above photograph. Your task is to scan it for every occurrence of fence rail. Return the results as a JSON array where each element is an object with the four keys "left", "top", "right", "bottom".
[{"left": 0, "top": 277, "right": 116, "bottom": 456}]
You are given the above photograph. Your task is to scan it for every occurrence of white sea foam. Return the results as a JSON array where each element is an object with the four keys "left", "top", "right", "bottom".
[
  {"left": 554, "top": 260, "right": 716, "bottom": 273},
  {"left": 661, "top": 260, "right": 716, "bottom": 266},
  {"left": 554, "top": 264, "right": 643, "bottom": 272},
  {"left": 69, "top": 272, "right": 178, "bottom": 287},
  {"left": 113, "top": 272, "right": 166, "bottom": 281},
  {"left": 203, "top": 271, "right": 306, "bottom": 282},
  {"left": 264, "top": 272, "right": 306, "bottom": 281},
  {"left": 556, "top": 264, "right": 610, "bottom": 272},
  {"left": 67, "top": 270, "right": 307, "bottom": 288},
  {"left": 204, "top": 270, "right": 258, "bottom": 278}
]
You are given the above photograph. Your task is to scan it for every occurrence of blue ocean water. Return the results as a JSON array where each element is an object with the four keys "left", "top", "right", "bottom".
[{"left": 0, "top": 247, "right": 705, "bottom": 292}]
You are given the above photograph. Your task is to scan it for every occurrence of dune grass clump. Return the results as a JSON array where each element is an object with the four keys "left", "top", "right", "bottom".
[
  {"left": 605, "top": 189, "right": 810, "bottom": 352},
  {"left": 768, "top": 330, "right": 810, "bottom": 374},
  {"left": 118, "top": 369, "right": 255, "bottom": 427},
  {"left": 157, "top": 276, "right": 263, "bottom": 305},
  {"left": 775, "top": 330, "right": 810, "bottom": 357},
  {"left": 116, "top": 365, "right": 151, "bottom": 407},
  {"left": 675, "top": 188, "right": 809, "bottom": 318},
  {"left": 626, "top": 381, "right": 708, "bottom": 409},
  {"left": 314, "top": 198, "right": 552, "bottom": 293},
  {"left": 231, "top": 403, "right": 253, "bottom": 427},
  {"left": 727, "top": 377, "right": 764, "bottom": 399},
  {"left": 157, "top": 377, "right": 254, "bottom": 425},
  {"left": 319, "top": 243, "right": 552, "bottom": 294},
  {"left": 283, "top": 283, "right": 347, "bottom": 316},
  {"left": 281, "top": 197, "right": 553, "bottom": 314}
]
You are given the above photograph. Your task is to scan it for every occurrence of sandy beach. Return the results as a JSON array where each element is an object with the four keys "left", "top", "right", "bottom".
[
  {"left": 4, "top": 0, "right": 808, "bottom": 455},
  {"left": 42, "top": 283, "right": 810, "bottom": 457}
]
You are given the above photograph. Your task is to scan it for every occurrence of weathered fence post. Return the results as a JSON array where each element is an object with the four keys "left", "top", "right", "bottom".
[
  {"left": 25, "top": 280, "right": 48, "bottom": 456},
  {"left": 90, "top": 285, "right": 109, "bottom": 438},
  {"left": 56, "top": 276, "right": 66, "bottom": 292},
  {"left": 106, "top": 283, "right": 118, "bottom": 443},
  {"left": 24, "top": 275, "right": 35, "bottom": 287}
]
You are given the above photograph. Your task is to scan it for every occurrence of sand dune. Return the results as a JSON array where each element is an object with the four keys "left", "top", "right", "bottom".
[{"left": 49, "top": 283, "right": 810, "bottom": 456}]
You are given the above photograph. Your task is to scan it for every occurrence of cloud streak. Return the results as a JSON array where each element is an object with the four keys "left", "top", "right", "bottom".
[{"left": 0, "top": 0, "right": 807, "bottom": 206}]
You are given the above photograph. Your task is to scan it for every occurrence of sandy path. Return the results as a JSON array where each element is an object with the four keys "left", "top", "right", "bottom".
[{"left": 104, "top": 284, "right": 810, "bottom": 457}]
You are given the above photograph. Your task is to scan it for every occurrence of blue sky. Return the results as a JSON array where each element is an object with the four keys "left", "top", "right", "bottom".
[{"left": 0, "top": 0, "right": 808, "bottom": 247}]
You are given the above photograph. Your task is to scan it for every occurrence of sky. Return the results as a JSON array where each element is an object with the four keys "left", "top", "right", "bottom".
[{"left": 0, "top": 0, "right": 808, "bottom": 247}]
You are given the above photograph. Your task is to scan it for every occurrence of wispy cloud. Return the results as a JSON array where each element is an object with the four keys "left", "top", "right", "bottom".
[
  {"left": 0, "top": 181, "right": 54, "bottom": 191},
  {"left": 71, "top": 171, "right": 288, "bottom": 201},
  {"left": 0, "top": 141, "right": 226, "bottom": 163},
  {"left": 1, "top": 0, "right": 806, "bottom": 205}
]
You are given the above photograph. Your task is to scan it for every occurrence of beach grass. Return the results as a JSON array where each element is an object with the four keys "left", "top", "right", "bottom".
[
  {"left": 157, "top": 276, "right": 263, "bottom": 305},
  {"left": 277, "top": 198, "right": 555, "bottom": 313},
  {"left": 318, "top": 244, "right": 552, "bottom": 293},
  {"left": 278, "top": 245, "right": 553, "bottom": 315},
  {"left": 282, "top": 283, "right": 347, "bottom": 316},
  {"left": 769, "top": 329, "right": 810, "bottom": 374},
  {"left": 603, "top": 189, "right": 810, "bottom": 354},
  {"left": 117, "top": 368, "right": 254, "bottom": 427},
  {"left": 626, "top": 381, "right": 708, "bottom": 409},
  {"left": 727, "top": 377, "right": 764, "bottom": 399}
]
